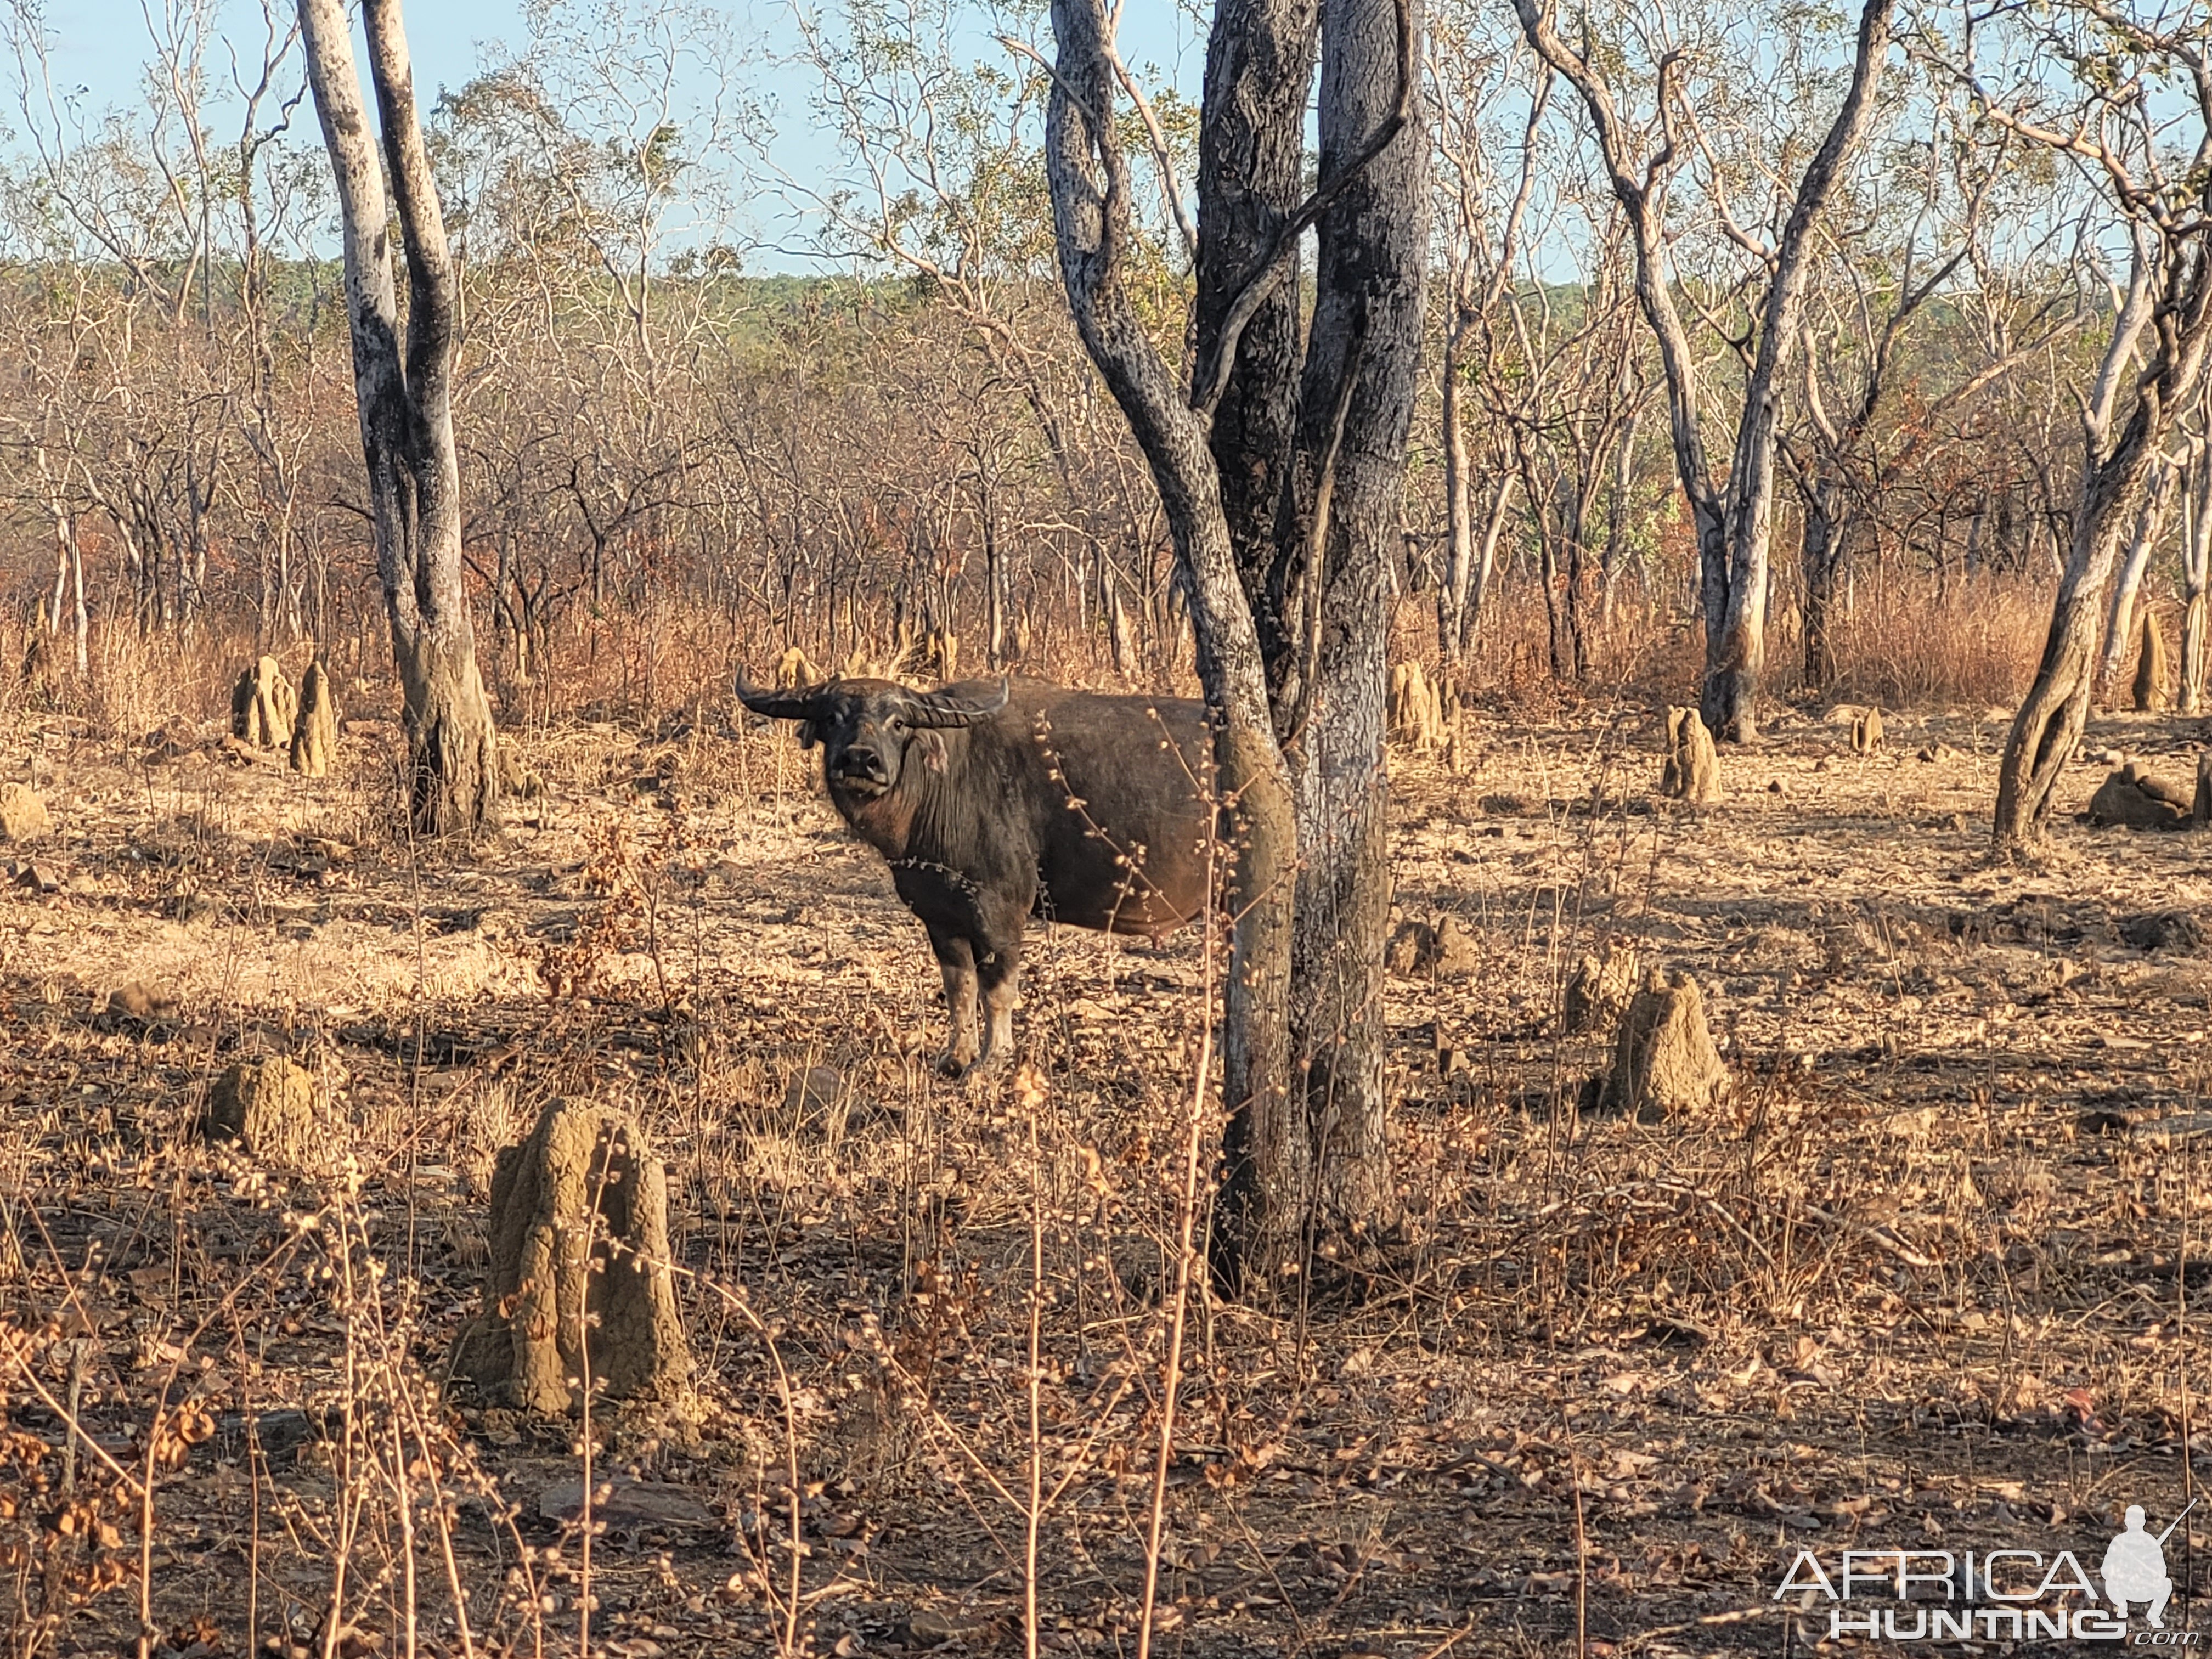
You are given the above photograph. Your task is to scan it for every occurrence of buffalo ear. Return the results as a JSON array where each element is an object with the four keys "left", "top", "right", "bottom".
[
  {"left": 918, "top": 730, "right": 947, "bottom": 774},
  {"left": 797, "top": 720, "right": 822, "bottom": 751}
]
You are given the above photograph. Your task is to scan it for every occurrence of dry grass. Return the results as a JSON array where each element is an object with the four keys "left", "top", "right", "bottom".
[{"left": 0, "top": 600, "right": 2204, "bottom": 1659}]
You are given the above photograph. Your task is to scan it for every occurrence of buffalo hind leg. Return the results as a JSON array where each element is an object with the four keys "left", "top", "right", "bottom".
[
  {"left": 975, "top": 947, "right": 1020, "bottom": 1072},
  {"left": 928, "top": 929, "right": 980, "bottom": 1076}
]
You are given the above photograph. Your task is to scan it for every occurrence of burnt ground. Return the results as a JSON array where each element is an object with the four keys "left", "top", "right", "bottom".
[{"left": 0, "top": 692, "right": 2206, "bottom": 1659}]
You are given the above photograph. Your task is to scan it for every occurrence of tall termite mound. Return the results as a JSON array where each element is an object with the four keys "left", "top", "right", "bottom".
[
  {"left": 1660, "top": 707, "right": 1718, "bottom": 803},
  {"left": 1389, "top": 661, "right": 1449, "bottom": 754},
  {"left": 289, "top": 662, "right": 339, "bottom": 777},
  {"left": 2135, "top": 610, "right": 2172, "bottom": 713},
  {"left": 452, "top": 1099, "right": 691, "bottom": 1417},
  {"left": 1601, "top": 970, "right": 1731, "bottom": 1120},
  {"left": 231, "top": 656, "right": 297, "bottom": 749}
]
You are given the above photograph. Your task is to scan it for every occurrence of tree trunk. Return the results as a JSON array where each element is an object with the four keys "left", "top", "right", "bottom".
[
  {"left": 1283, "top": 0, "right": 1426, "bottom": 1234},
  {"left": 1995, "top": 215, "right": 2212, "bottom": 847},
  {"left": 1514, "top": 0, "right": 1895, "bottom": 744},
  {"left": 1047, "top": 0, "right": 1419, "bottom": 1293},
  {"left": 2096, "top": 460, "right": 2176, "bottom": 704},
  {"left": 1801, "top": 483, "right": 1843, "bottom": 692},
  {"left": 298, "top": 0, "right": 496, "bottom": 836},
  {"left": 2182, "top": 454, "right": 2211, "bottom": 714}
]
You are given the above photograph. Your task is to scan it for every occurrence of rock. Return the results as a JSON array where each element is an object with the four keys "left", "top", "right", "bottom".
[
  {"left": 2118, "top": 910, "right": 2207, "bottom": 954},
  {"left": 14, "top": 860, "right": 61, "bottom": 895},
  {"left": 2134, "top": 608, "right": 2171, "bottom": 712},
  {"left": 230, "top": 656, "right": 297, "bottom": 749},
  {"left": 1915, "top": 742, "right": 1960, "bottom": 763},
  {"left": 1851, "top": 708, "right": 1885, "bottom": 754},
  {"left": 1601, "top": 970, "right": 1731, "bottom": 1121},
  {"left": 1660, "top": 707, "right": 1718, "bottom": 803},
  {"left": 1562, "top": 940, "right": 1639, "bottom": 1036},
  {"left": 201, "top": 1058, "right": 321, "bottom": 1165},
  {"left": 288, "top": 662, "right": 339, "bottom": 777},
  {"left": 451, "top": 1099, "right": 691, "bottom": 1417},
  {"left": 1389, "top": 661, "right": 1448, "bottom": 754},
  {"left": 2085, "top": 762, "right": 2191, "bottom": 830},
  {"left": 0, "top": 783, "right": 49, "bottom": 842}
]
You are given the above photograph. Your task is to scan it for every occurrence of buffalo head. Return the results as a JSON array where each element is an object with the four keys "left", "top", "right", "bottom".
[{"left": 735, "top": 674, "right": 1009, "bottom": 798}]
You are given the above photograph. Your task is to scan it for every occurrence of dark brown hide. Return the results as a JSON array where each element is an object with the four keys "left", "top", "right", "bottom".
[{"left": 740, "top": 675, "right": 1214, "bottom": 1070}]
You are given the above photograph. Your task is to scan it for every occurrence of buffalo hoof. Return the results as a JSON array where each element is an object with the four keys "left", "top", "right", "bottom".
[{"left": 937, "top": 1048, "right": 977, "bottom": 1080}]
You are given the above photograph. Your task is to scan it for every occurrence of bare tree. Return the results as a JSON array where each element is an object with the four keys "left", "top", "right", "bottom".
[
  {"left": 1045, "top": 0, "right": 1424, "bottom": 1286},
  {"left": 298, "top": 0, "right": 498, "bottom": 831},
  {"left": 1963, "top": 2, "right": 2212, "bottom": 844},
  {"left": 1511, "top": 0, "right": 1899, "bottom": 738}
]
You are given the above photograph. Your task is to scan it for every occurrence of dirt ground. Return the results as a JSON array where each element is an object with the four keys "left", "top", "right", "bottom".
[{"left": 0, "top": 691, "right": 2206, "bottom": 1659}]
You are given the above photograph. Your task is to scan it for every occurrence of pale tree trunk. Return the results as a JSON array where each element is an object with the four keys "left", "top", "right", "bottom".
[
  {"left": 1438, "top": 322, "right": 1513, "bottom": 661},
  {"left": 298, "top": 0, "right": 496, "bottom": 835},
  {"left": 2095, "top": 459, "right": 2177, "bottom": 703},
  {"left": 1513, "top": 0, "right": 1895, "bottom": 741},
  {"left": 1047, "top": 0, "right": 1422, "bottom": 1291},
  {"left": 2182, "top": 448, "right": 2211, "bottom": 713}
]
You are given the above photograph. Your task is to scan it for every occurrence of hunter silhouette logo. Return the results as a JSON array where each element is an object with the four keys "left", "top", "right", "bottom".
[
  {"left": 1773, "top": 1497, "right": 2200, "bottom": 1644},
  {"left": 2105, "top": 1501, "right": 2193, "bottom": 1629}
]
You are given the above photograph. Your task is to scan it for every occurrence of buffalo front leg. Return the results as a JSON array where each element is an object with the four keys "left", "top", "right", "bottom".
[
  {"left": 975, "top": 946, "right": 1020, "bottom": 1072},
  {"left": 927, "top": 929, "right": 980, "bottom": 1076}
]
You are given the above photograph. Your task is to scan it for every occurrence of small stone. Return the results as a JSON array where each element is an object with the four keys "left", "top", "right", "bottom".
[
  {"left": 2118, "top": 910, "right": 2206, "bottom": 954},
  {"left": 0, "top": 783, "right": 49, "bottom": 842},
  {"left": 1768, "top": 778, "right": 1785, "bottom": 794},
  {"left": 1916, "top": 743, "right": 1960, "bottom": 764},
  {"left": 15, "top": 861, "right": 61, "bottom": 894},
  {"left": 2085, "top": 763, "right": 2190, "bottom": 830}
]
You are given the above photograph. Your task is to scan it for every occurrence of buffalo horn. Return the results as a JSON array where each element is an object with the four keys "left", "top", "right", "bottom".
[
  {"left": 735, "top": 673, "right": 838, "bottom": 721},
  {"left": 898, "top": 676, "right": 1012, "bottom": 729}
]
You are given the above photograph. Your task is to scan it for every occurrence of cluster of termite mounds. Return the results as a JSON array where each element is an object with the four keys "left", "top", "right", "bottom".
[
  {"left": 229, "top": 656, "right": 339, "bottom": 777},
  {"left": 191, "top": 1053, "right": 692, "bottom": 1427}
]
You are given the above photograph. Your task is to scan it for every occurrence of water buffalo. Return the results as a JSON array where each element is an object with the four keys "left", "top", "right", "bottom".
[{"left": 736, "top": 673, "right": 1214, "bottom": 1073}]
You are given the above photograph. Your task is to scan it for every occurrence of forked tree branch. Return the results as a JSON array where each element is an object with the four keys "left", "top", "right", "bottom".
[{"left": 1187, "top": 0, "right": 1413, "bottom": 418}]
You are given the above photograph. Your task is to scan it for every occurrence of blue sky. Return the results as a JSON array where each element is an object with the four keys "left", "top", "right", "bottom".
[{"left": 36, "top": 0, "right": 1203, "bottom": 272}]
